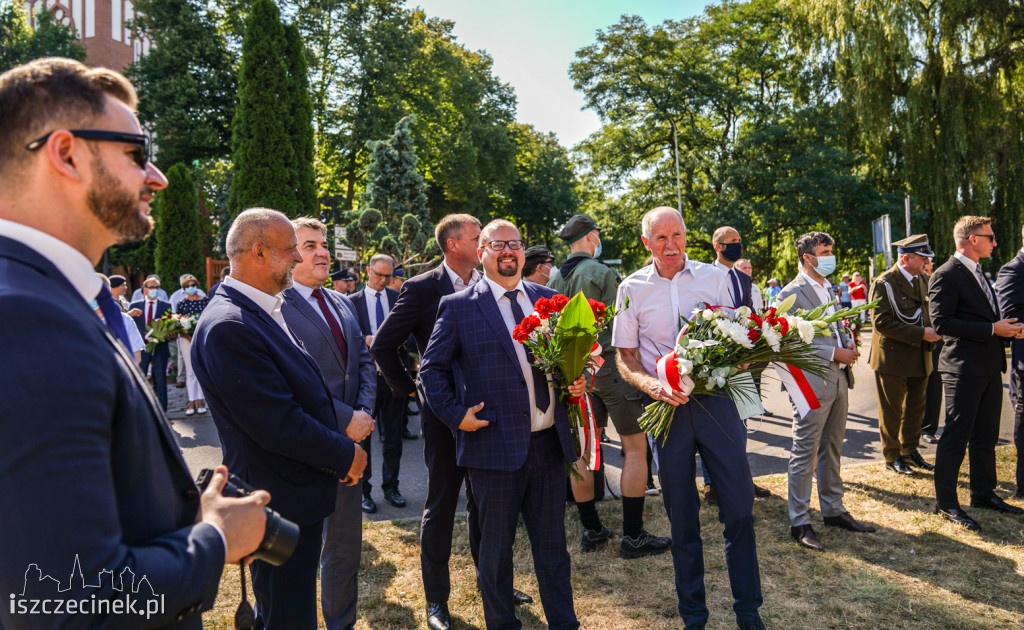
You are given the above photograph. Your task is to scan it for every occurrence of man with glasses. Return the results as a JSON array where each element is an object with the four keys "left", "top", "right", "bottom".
[
  {"left": 929, "top": 216, "right": 1024, "bottom": 531},
  {"left": 420, "top": 219, "right": 586, "bottom": 630},
  {"left": 350, "top": 254, "right": 407, "bottom": 513},
  {"left": 0, "top": 57, "right": 267, "bottom": 629}
]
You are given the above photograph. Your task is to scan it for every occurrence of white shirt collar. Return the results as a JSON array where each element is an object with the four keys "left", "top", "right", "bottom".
[
  {"left": 442, "top": 260, "right": 481, "bottom": 288},
  {"left": 800, "top": 270, "right": 832, "bottom": 290},
  {"left": 0, "top": 218, "right": 102, "bottom": 302},
  {"left": 223, "top": 275, "right": 283, "bottom": 317},
  {"left": 897, "top": 263, "right": 916, "bottom": 284},
  {"left": 483, "top": 275, "right": 526, "bottom": 304},
  {"left": 954, "top": 251, "right": 980, "bottom": 272},
  {"left": 292, "top": 281, "right": 318, "bottom": 302},
  {"left": 712, "top": 259, "right": 733, "bottom": 271}
]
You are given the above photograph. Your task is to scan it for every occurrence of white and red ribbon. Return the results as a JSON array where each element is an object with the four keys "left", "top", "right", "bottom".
[
  {"left": 772, "top": 362, "right": 821, "bottom": 418},
  {"left": 656, "top": 349, "right": 696, "bottom": 397},
  {"left": 568, "top": 393, "right": 601, "bottom": 470}
]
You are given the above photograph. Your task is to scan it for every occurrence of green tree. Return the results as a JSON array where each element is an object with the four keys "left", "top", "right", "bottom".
[
  {"left": 127, "top": 0, "right": 237, "bottom": 168},
  {"left": 352, "top": 117, "right": 434, "bottom": 265},
  {"left": 227, "top": 0, "right": 299, "bottom": 218},
  {"left": 284, "top": 22, "right": 318, "bottom": 215},
  {"left": 155, "top": 163, "right": 204, "bottom": 283},
  {"left": 0, "top": 3, "right": 85, "bottom": 71},
  {"left": 506, "top": 123, "right": 579, "bottom": 245}
]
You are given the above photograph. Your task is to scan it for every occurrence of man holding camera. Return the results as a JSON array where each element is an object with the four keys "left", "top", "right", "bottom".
[
  {"left": 0, "top": 58, "right": 268, "bottom": 629},
  {"left": 192, "top": 208, "right": 367, "bottom": 629}
]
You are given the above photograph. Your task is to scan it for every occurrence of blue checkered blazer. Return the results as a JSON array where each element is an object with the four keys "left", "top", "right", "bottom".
[{"left": 420, "top": 279, "right": 578, "bottom": 471}]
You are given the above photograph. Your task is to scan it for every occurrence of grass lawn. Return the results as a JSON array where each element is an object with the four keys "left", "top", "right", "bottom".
[{"left": 204, "top": 446, "right": 1024, "bottom": 629}]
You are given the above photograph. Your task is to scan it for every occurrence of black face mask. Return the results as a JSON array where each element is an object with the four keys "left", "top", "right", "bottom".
[{"left": 721, "top": 242, "right": 743, "bottom": 262}]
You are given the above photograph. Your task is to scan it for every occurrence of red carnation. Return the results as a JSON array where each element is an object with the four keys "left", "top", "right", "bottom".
[
  {"left": 748, "top": 328, "right": 760, "bottom": 342},
  {"left": 551, "top": 294, "right": 570, "bottom": 311},
  {"left": 777, "top": 318, "right": 790, "bottom": 336},
  {"left": 750, "top": 313, "right": 763, "bottom": 327},
  {"left": 534, "top": 297, "right": 555, "bottom": 319},
  {"left": 587, "top": 299, "right": 607, "bottom": 319},
  {"left": 512, "top": 314, "right": 542, "bottom": 343}
]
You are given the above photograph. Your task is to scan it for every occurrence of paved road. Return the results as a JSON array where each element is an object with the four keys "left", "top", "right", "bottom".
[{"left": 168, "top": 330, "right": 1017, "bottom": 522}]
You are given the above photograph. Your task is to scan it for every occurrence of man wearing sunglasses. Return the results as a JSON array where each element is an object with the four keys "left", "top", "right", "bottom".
[
  {"left": 929, "top": 215, "right": 1024, "bottom": 531},
  {"left": 0, "top": 58, "right": 268, "bottom": 628}
]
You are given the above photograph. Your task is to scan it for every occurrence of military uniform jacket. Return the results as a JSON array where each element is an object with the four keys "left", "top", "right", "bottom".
[
  {"left": 868, "top": 263, "right": 933, "bottom": 377},
  {"left": 547, "top": 252, "right": 618, "bottom": 354}
]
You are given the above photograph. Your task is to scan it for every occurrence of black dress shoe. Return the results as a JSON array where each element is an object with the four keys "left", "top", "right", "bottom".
[
  {"left": 402, "top": 428, "right": 418, "bottom": 440},
  {"left": 684, "top": 623, "right": 706, "bottom": 630},
  {"left": 790, "top": 524, "right": 824, "bottom": 551},
  {"left": 737, "top": 616, "right": 767, "bottom": 630},
  {"left": 361, "top": 494, "right": 377, "bottom": 514},
  {"left": 886, "top": 457, "right": 918, "bottom": 477},
  {"left": 753, "top": 483, "right": 771, "bottom": 498},
  {"left": 970, "top": 495, "right": 1024, "bottom": 515},
  {"left": 935, "top": 506, "right": 981, "bottom": 531},
  {"left": 823, "top": 512, "right": 876, "bottom": 533},
  {"left": 384, "top": 488, "right": 406, "bottom": 508},
  {"left": 512, "top": 588, "right": 533, "bottom": 606},
  {"left": 426, "top": 601, "right": 451, "bottom": 630},
  {"left": 907, "top": 450, "right": 935, "bottom": 471}
]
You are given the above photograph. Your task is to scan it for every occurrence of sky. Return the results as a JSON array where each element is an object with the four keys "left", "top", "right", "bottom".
[{"left": 411, "top": 0, "right": 708, "bottom": 149}]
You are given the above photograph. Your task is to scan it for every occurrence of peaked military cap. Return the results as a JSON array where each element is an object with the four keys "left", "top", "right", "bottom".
[{"left": 893, "top": 234, "right": 935, "bottom": 258}]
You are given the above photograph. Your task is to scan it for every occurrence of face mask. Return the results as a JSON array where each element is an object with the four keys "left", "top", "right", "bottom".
[
  {"left": 812, "top": 255, "right": 837, "bottom": 277},
  {"left": 185, "top": 287, "right": 198, "bottom": 296},
  {"left": 594, "top": 239, "right": 603, "bottom": 259},
  {"left": 721, "top": 242, "right": 742, "bottom": 262},
  {"left": 88, "top": 300, "right": 99, "bottom": 311}
]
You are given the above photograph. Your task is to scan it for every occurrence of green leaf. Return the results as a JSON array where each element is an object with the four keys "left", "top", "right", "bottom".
[{"left": 554, "top": 291, "right": 598, "bottom": 383}]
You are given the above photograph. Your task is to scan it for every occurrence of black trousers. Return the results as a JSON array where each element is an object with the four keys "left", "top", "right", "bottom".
[
  {"left": 934, "top": 372, "right": 1003, "bottom": 509},
  {"left": 922, "top": 344, "right": 943, "bottom": 435},
  {"left": 420, "top": 402, "right": 481, "bottom": 603},
  {"left": 1011, "top": 367, "right": 1024, "bottom": 493},
  {"left": 360, "top": 374, "right": 406, "bottom": 495},
  {"left": 139, "top": 344, "right": 169, "bottom": 410},
  {"left": 251, "top": 521, "right": 323, "bottom": 630}
]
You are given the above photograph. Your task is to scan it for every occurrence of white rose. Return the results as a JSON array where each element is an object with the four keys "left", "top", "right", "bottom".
[{"left": 702, "top": 308, "right": 715, "bottom": 320}]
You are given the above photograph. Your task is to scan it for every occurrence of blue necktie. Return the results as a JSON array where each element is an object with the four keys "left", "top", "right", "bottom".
[
  {"left": 374, "top": 291, "right": 386, "bottom": 333},
  {"left": 729, "top": 269, "right": 743, "bottom": 308},
  {"left": 96, "top": 285, "right": 132, "bottom": 351},
  {"left": 505, "top": 290, "right": 551, "bottom": 414}
]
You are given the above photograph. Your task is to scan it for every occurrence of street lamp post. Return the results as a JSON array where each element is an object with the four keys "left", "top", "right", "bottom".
[{"left": 666, "top": 116, "right": 682, "bottom": 216}]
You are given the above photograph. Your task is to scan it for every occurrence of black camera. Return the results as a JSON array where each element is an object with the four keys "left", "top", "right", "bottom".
[{"left": 196, "top": 469, "right": 300, "bottom": 566}]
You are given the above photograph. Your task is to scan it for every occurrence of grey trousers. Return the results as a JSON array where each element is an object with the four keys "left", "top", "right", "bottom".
[
  {"left": 788, "top": 368, "right": 849, "bottom": 526},
  {"left": 321, "top": 482, "right": 362, "bottom": 630}
]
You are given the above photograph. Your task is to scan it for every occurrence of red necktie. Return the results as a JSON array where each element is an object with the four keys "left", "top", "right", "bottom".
[
  {"left": 146, "top": 300, "right": 154, "bottom": 325},
  {"left": 311, "top": 288, "right": 348, "bottom": 368}
]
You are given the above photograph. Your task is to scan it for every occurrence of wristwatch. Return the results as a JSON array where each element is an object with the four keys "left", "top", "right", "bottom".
[{"left": 355, "top": 405, "right": 372, "bottom": 414}]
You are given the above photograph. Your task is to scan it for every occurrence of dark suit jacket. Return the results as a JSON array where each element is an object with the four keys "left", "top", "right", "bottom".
[
  {"left": 0, "top": 235, "right": 223, "bottom": 629},
  {"left": 420, "top": 279, "right": 578, "bottom": 471},
  {"left": 996, "top": 249, "right": 1024, "bottom": 372},
  {"left": 282, "top": 286, "right": 376, "bottom": 427},
  {"left": 928, "top": 255, "right": 1006, "bottom": 375},
  {"left": 349, "top": 287, "right": 400, "bottom": 339},
  {"left": 371, "top": 265, "right": 453, "bottom": 398},
  {"left": 191, "top": 284, "right": 356, "bottom": 525},
  {"left": 131, "top": 297, "right": 172, "bottom": 355}
]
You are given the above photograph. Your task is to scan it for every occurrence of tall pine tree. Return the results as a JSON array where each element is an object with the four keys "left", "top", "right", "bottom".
[
  {"left": 284, "top": 23, "right": 318, "bottom": 216},
  {"left": 227, "top": 0, "right": 298, "bottom": 218},
  {"left": 155, "top": 164, "right": 204, "bottom": 284},
  {"left": 352, "top": 117, "right": 433, "bottom": 264}
]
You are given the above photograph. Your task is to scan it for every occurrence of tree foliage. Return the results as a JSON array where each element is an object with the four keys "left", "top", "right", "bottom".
[
  {"left": 507, "top": 123, "right": 579, "bottom": 246},
  {"left": 284, "top": 22, "right": 318, "bottom": 215},
  {"left": 155, "top": 163, "right": 204, "bottom": 282},
  {"left": 0, "top": 3, "right": 85, "bottom": 71},
  {"left": 127, "top": 0, "right": 237, "bottom": 169}
]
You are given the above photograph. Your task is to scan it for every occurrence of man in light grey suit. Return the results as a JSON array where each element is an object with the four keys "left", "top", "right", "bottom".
[
  {"left": 281, "top": 217, "right": 376, "bottom": 630},
  {"left": 778, "top": 231, "right": 875, "bottom": 553}
]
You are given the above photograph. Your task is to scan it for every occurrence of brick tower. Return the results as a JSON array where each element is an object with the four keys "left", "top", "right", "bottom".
[{"left": 22, "top": 1, "right": 151, "bottom": 71}]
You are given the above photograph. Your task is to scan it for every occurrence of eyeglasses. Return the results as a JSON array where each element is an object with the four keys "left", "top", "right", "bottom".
[
  {"left": 973, "top": 233, "right": 996, "bottom": 242},
  {"left": 485, "top": 239, "right": 525, "bottom": 251},
  {"left": 25, "top": 129, "right": 151, "bottom": 169},
  {"left": 369, "top": 268, "right": 392, "bottom": 281}
]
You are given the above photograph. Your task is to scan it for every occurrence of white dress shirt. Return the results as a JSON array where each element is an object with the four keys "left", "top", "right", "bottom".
[
  {"left": 443, "top": 260, "right": 482, "bottom": 293},
  {"left": 799, "top": 271, "right": 843, "bottom": 358},
  {"left": 713, "top": 259, "right": 744, "bottom": 307},
  {"left": 364, "top": 286, "right": 391, "bottom": 334},
  {"left": 897, "top": 263, "right": 916, "bottom": 285},
  {"left": 292, "top": 281, "right": 345, "bottom": 328},
  {"left": 483, "top": 275, "right": 555, "bottom": 432},
  {"left": 0, "top": 218, "right": 101, "bottom": 302},
  {"left": 612, "top": 257, "right": 732, "bottom": 377},
  {"left": 223, "top": 276, "right": 298, "bottom": 346},
  {"left": 954, "top": 251, "right": 999, "bottom": 333}
]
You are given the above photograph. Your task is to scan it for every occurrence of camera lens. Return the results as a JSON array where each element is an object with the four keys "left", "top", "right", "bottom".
[{"left": 256, "top": 508, "right": 300, "bottom": 566}]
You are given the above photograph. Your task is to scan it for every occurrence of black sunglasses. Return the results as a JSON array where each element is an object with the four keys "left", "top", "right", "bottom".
[
  {"left": 973, "top": 233, "right": 996, "bottom": 242},
  {"left": 25, "top": 129, "right": 151, "bottom": 169}
]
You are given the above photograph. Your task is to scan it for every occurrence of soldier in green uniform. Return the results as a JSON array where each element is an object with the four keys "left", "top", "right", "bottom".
[
  {"left": 869, "top": 234, "right": 943, "bottom": 476},
  {"left": 548, "top": 213, "right": 671, "bottom": 559}
]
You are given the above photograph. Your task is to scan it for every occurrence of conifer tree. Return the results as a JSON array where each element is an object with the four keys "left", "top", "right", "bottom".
[
  {"left": 352, "top": 117, "right": 434, "bottom": 263},
  {"left": 284, "top": 23, "right": 318, "bottom": 216},
  {"left": 227, "top": 0, "right": 297, "bottom": 218},
  {"left": 155, "top": 164, "right": 204, "bottom": 283}
]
